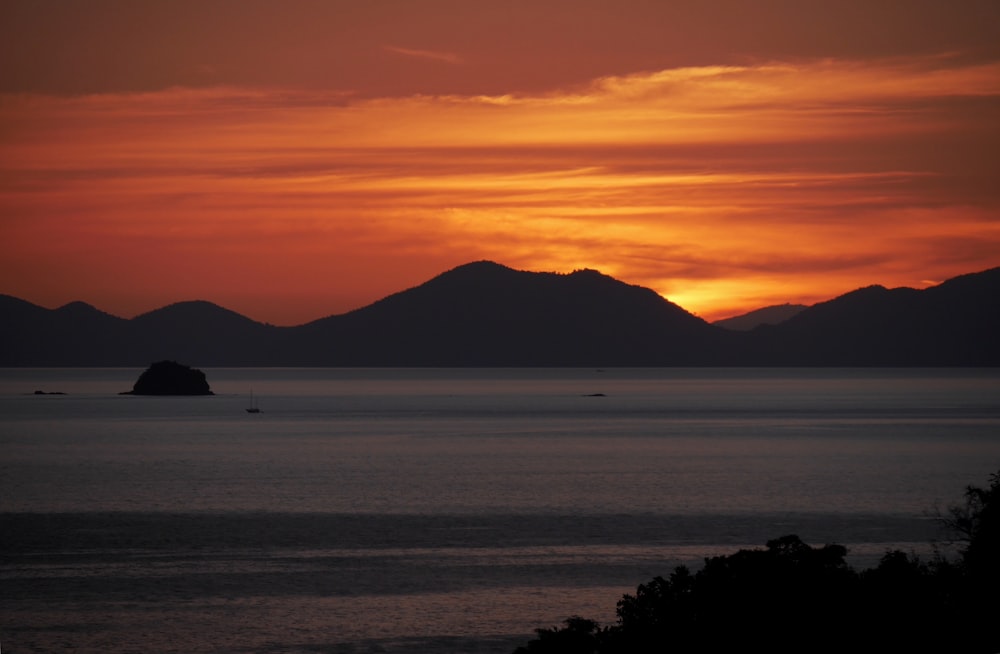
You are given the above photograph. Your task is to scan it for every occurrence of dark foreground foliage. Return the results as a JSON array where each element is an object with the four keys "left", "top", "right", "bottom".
[{"left": 515, "top": 470, "right": 1000, "bottom": 654}]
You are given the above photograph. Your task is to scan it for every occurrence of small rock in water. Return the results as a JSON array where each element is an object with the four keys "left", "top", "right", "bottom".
[{"left": 122, "top": 360, "right": 214, "bottom": 396}]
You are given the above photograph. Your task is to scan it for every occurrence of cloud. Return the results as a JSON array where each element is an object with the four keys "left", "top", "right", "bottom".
[
  {"left": 383, "top": 45, "right": 463, "bottom": 65},
  {"left": 1, "top": 55, "right": 998, "bottom": 323}
]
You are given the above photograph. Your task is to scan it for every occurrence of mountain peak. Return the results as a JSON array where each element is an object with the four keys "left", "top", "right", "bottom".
[
  {"left": 56, "top": 300, "right": 99, "bottom": 312},
  {"left": 132, "top": 300, "right": 255, "bottom": 324},
  {"left": 448, "top": 260, "right": 514, "bottom": 274},
  {"left": 53, "top": 300, "right": 124, "bottom": 324}
]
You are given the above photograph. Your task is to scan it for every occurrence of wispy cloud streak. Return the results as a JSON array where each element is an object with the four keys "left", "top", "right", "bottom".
[{"left": 384, "top": 45, "right": 463, "bottom": 65}]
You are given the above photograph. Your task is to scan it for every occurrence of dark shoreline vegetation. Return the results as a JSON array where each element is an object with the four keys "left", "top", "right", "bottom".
[{"left": 514, "top": 470, "right": 1000, "bottom": 654}]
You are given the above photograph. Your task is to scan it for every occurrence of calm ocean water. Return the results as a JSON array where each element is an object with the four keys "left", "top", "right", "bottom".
[{"left": 2, "top": 367, "right": 999, "bottom": 653}]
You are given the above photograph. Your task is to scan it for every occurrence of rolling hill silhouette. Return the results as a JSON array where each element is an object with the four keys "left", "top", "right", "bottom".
[
  {"left": 0, "top": 297, "right": 127, "bottom": 366},
  {"left": 744, "top": 267, "right": 1000, "bottom": 365},
  {"left": 713, "top": 304, "right": 807, "bottom": 331},
  {"left": 1, "top": 262, "right": 997, "bottom": 366},
  {"left": 127, "top": 301, "right": 278, "bottom": 365},
  {"left": 288, "top": 261, "right": 725, "bottom": 365}
]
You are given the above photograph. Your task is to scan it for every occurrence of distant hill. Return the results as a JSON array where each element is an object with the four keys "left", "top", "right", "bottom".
[
  {"left": 713, "top": 304, "right": 808, "bottom": 331},
  {"left": 286, "top": 261, "right": 726, "bottom": 366},
  {"left": 740, "top": 267, "right": 1000, "bottom": 365},
  {"left": 1, "top": 262, "right": 998, "bottom": 366},
  {"left": 0, "top": 297, "right": 128, "bottom": 366},
  {"left": 127, "top": 301, "right": 279, "bottom": 365}
]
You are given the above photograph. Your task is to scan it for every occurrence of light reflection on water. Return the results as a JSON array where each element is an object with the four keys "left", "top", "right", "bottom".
[{"left": 2, "top": 367, "right": 999, "bottom": 653}]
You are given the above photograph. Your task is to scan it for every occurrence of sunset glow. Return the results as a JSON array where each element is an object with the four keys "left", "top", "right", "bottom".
[{"left": 2, "top": 2, "right": 999, "bottom": 325}]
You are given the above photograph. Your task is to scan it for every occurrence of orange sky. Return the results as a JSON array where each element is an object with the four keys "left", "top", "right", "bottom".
[{"left": 2, "top": 1, "right": 999, "bottom": 325}]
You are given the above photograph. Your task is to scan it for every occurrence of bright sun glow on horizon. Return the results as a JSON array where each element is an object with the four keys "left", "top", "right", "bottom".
[{"left": 1, "top": 2, "right": 999, "bottom": 325}]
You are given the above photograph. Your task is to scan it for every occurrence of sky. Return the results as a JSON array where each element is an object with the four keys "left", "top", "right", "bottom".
[{"left": 2, "top": 0, "right": 999, "bottom": 325}]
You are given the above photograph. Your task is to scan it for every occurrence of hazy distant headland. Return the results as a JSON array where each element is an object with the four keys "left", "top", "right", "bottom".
[{"left": 2, "top": 261, "right": 998, "bottom": 366}]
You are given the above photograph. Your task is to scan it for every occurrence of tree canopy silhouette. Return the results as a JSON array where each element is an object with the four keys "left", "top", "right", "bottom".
[{"left": 514, "top": 469, "right": 1000, "bottom": 654}]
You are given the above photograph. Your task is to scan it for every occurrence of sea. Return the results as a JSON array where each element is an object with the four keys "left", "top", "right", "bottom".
[{"left": 2, "top": 367, "right": 999, "bottom": 653}]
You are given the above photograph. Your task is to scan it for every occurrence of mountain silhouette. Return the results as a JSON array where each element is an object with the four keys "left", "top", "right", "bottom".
[
  {"left": 743, "top": 267, "right": 1000, "bottom": 365},
  {"left": 0, "top": 297, "right": 127, "bottom": 365},
  {"left": 1, "top": 262, "right": 998, "bottom": 366},
  {"left": 127, "top": 301, "right": 278, "bottom": 365},
  {"left": 288, "top": 261, "right": 724, "bottom": 365},
  {"left": 713, "top": 304, "right": 808, "bottom": 331}
]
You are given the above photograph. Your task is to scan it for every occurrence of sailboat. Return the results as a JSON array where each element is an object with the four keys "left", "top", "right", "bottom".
[{"left": 246, "top": 388, "right": 261, "bottom": 413}]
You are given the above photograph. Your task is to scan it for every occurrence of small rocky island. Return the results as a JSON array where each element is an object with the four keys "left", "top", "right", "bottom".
[{"left": 122, "top": 360, "right": 214, "bottom": 395}]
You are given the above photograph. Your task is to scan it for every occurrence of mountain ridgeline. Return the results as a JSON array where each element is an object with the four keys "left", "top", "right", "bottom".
[{"left": 2, "top": 261, "right": 998, "bottom": 366}]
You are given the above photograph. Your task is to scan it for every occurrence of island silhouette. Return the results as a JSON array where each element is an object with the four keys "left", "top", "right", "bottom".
[{"left": 120, "top": 360, "right": 214, "bottom": 395}]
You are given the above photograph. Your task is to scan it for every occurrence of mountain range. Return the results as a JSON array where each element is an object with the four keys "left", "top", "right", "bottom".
[{"left": 2, "top": 261, "right": 998, "bottom": 366}]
